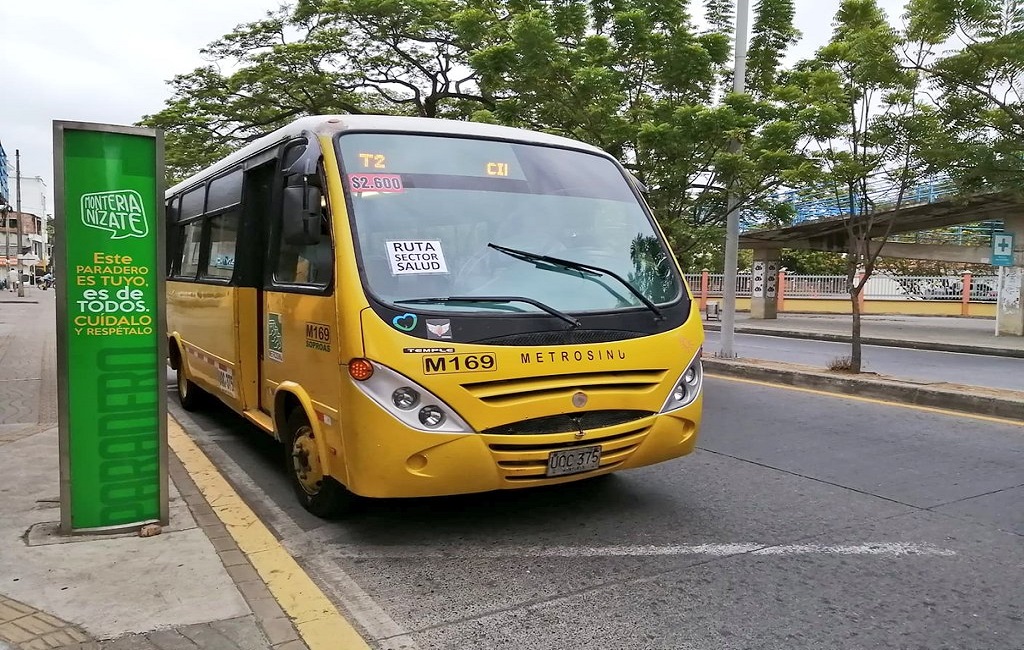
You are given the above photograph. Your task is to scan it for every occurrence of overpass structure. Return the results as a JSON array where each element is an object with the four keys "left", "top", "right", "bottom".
[{"left": 738, "top": 189, "right": 1024, "bottom": 336}]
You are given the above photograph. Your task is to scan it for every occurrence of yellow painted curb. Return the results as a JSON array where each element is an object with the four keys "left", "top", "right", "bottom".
[{"left": 167, "top": 416, "right": 371, "bottom": 650}]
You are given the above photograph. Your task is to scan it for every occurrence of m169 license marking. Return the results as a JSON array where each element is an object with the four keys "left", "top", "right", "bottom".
[{"left": 422, "top": 353, "right": 497, "bottom": 375}]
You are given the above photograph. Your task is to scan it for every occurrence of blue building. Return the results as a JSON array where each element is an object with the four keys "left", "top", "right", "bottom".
[{"left": 0, "top": 141, "right": 8, "bottom": 204}]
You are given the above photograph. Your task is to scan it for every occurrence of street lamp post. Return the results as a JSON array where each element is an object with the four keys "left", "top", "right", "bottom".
[
  {"left": 718, "top": 0, "right": 751, "bottom": 359},
  {"left": 15, "top": 149, "right": 24, "bottom": 297}
]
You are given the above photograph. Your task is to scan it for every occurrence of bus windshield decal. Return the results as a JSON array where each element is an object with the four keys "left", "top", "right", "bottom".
[
  {"left": 348, "top": 173, "right": 404, "bottom": 193},
  {"left": 387, "top": 240, "right": 448, "bottom": 274}
]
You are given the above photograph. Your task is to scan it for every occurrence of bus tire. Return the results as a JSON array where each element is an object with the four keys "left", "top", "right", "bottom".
[
  {"left": 176, "top": 361, "right": 206, "bottom": 411},
  {"left": 283, "top": 409, "right": 354, "bottom": 518}
]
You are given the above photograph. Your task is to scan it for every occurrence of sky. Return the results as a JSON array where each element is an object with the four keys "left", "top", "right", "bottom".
[{"left": 0, "top": 0, "right": 908, "bottom": 215}]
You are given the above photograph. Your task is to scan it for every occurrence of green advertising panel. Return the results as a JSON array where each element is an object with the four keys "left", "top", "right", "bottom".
[{"left": 54, "top": 122, "right": 166, "bottom": 533}]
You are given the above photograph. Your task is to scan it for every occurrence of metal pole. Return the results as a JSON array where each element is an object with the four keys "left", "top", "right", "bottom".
[
  {"left": 718, "top": 0, "right": 750, "bottom": 359},
  {"left": 2, "top": 160, "right": 8, "bottom": 277},
  {"left": 15, "top": 150, "right": 24, "bottom": 297}
]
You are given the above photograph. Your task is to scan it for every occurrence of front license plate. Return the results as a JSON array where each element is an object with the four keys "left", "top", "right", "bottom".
[{"left": 546, "top": 445, "right": 602, "bottom": 477}]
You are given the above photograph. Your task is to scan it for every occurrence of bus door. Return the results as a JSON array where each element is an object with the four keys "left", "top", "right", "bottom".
[
  {"left": 235, "top": 158, "right": 275, "bottom": 413},
  {"left": 257, "top": 138, "right": 339, "bottom": 421}
]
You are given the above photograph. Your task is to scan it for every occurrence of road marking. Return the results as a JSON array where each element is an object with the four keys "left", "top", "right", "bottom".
[
  {"left": 167, "top": 416, "right": 371, "bottom": 650},
  {"left": 706, "top": 373, "right": 1024, "bottom": 427},
  {"left": 319, "top": 542, "right": 955, "bottom": 559},
  {"left": 169, "top": 407, "right": 419, "bottom": 650}
]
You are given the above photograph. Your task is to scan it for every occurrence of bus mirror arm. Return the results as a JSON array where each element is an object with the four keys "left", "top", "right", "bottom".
[
  {"left": 283, "top": 141, "right": 322, "bottom": 189},
  {"left": 282, "top": 181, "right": 322, "bottom": 246}
]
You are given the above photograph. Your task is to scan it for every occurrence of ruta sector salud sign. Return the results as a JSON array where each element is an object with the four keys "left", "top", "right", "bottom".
[{"left": 54, "top": 122, "right": 167, "bottom": 533}]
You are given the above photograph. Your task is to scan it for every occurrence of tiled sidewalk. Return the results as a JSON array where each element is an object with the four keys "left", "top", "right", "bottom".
[
  {"left": 0, "top": 597, "right": 90, "bottom": 649},
  {"left": 0, "top": 290, "right": 309, "bottom": 649}
]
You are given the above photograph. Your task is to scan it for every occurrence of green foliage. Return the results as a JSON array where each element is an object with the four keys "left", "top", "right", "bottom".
[
  {"left": 703, "top": 0, "right": 734, "bottom": 35},
  {"left": 143, "top": 0, "right": 817, "bottom": 260},
  {"left": 141, "top": 0, "right": 493, "bottom": 180},
  {"left": 872, "top": 257, "right": 994, "bottom": 276},
  {"left": 779, "top": 250, "right": 847, "bottom": 274},
  {"left": 746, "top": 0, "right": 800, "bottom": 97},
  {"left": 905, "top": 0, "right": 1024, "bottom": 192},
  {"left": 140, "top": 0, "right": 1023, "bottom": 286}
]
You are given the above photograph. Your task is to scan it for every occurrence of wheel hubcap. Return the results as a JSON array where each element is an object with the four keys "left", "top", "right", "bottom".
[
  {"left": 177, "top": 369, "right": 187, "bottom": 397},
  {"left": 292, "top": 425, "right": 323, "bottom": 496}
]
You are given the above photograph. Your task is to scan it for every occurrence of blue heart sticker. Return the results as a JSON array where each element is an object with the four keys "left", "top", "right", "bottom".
[{"left": 392, "top": 313, "right": 418, "bottom": 332}]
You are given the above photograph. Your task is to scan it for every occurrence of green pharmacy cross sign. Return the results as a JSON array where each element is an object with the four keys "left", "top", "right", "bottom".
[
  {"left": 53, "top": 122, "right": 167, "bottom": 533},
  {"left": 992, "top": 233, "right": 1014, "bottom": 267}
]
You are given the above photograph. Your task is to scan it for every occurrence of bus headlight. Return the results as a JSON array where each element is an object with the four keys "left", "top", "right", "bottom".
[
  {"left": 392, "top": 387, "right": 420, "bottom": 410},
  {"left": 660, "top": 352, "right": 703, "bottom": 413},
  {"left": 418, "top": 406, "right": 445, "bottom": 428},
  {"left": 351, "top": 361, "right": 471, "bottom": 433}
]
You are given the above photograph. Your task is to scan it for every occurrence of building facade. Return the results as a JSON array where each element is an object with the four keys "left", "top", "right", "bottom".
[
  {"left": 15, "top": 175, "right": 49, "bottom": 270},
  {"left": 2, "top": 210, "right": 44, "bottom": 275}
]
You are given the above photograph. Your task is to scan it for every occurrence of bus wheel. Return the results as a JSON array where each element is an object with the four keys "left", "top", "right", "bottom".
[
  {"left": 176, "top": 362, "right": 206, "bottom": 411},
  {"left": 284, "top": 409, "right": 353, "bottom": 518}
]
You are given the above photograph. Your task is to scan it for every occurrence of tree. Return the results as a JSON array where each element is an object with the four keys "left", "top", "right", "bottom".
[
  {"left": 145, "top": 0, "right": 817, "bottom": 269},
  {"left": 465, "top": 0, "right": 736, "bottom": 222},
  {"left": 802, "top": 0, "right": 939, "bottom": 372},
  {"left": 141, "top": 0, "right": 494, "bottom": 181},
  {"left": 904, "top": 0, "right": 1024, "bottom": 192}
]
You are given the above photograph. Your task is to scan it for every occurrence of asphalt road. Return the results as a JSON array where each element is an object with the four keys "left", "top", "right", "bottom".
[
  {"left": 170, "top": 374, "right": 1024, "bottom": 650},
  {"left": 703, "top": 331, "right": 1024, "bottom": 392}
]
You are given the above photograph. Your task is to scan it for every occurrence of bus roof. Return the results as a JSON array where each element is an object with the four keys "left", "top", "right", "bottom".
[{"left": 166, "top": 115, "right": 607, "bottom": 196}]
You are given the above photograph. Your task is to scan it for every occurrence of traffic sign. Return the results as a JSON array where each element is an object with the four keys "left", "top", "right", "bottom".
[{"left": 991, "top": 233, "right": 1014, "bottom": 267}]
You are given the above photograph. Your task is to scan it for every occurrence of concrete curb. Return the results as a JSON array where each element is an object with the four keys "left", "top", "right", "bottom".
[
  {"left": 703, "top": 358, "right": 1024, "bottom": 422},
  {"left": 702, "top": 323, "right": 1024, "bottom": 359},
  {"left": 168, "top": 417, "right": 371, "bottom": 650},
  {"left": 168, "top": 447, "right": 310, "bottom": 650}
]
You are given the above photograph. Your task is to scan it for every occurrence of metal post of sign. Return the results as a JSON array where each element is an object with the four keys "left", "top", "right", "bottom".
[
  {"left": 53, "top": 121, "right": 167, "bottom": 534},
  {"left": 16, "top": 150, "right": 24, "bottom": 297}
]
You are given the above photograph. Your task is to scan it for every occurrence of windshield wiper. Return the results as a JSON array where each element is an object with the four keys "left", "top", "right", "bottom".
[
  {"left": 487, "top": 243, "right": 663, "bottom": 318},
  {"left": 395, "top": 296, "right": 581, "bottom": 328}
]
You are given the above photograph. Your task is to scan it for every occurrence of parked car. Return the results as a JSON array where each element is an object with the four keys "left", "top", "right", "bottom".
[
  {"left": 862, "top": 275, "right": 915, "bottom": 300},
  {"left": 970, "top": 280, "right": 998, "bottom": 302},
  {"left": 917, "top": 278, "right": 998, "bottom": 302}
]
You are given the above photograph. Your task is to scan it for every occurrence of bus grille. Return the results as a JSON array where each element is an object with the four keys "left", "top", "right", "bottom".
[
  {"left": 482, "top": 410, "right": 654, "bottom": 435},
  {"left": 461, "top": 369, "right": 668, "bottom": 405},
  {"left": 488, "top": 425, "right": 650, "bottom": 481}
]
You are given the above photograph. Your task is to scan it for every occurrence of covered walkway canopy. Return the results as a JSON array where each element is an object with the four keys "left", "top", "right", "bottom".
[
  {"left": 734, "top": 190, "right": 1024, "bottom": 335},
  {"left": 739, "top": 191, "right": 1023, "bottom": 264}
]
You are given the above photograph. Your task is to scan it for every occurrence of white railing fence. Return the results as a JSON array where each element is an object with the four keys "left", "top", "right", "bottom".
[{"left": 685, "top": 272, "right": 999, "bottom": 303}]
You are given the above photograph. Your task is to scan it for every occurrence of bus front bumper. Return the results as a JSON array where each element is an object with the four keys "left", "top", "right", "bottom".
[{"left": 341, "top": 399, "right": 701, "bottom": 499}]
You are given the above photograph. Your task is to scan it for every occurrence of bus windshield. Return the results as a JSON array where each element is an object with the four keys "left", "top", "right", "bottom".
[{"left": 337, "top": 132, "right": 681, "bottom": 315}]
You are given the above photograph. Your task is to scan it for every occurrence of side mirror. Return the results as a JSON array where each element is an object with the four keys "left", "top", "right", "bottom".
[
  {"left": 282, "top": 178, "right": 322, "bottom": 246},
  {"left": 284, "top": 142, "right": 322, "bottom": 189}
]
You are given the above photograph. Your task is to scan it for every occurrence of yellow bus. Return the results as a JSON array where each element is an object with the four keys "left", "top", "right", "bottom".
[{"left": 166, "top": 115, "right": 704, "bottom": 517}]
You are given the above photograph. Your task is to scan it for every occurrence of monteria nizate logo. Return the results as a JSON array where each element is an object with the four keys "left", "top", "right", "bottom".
[{"left": 80, "top": 190, "right": 149, "bottom": 239}]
